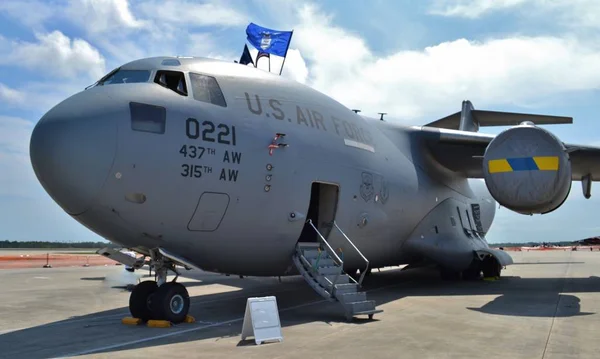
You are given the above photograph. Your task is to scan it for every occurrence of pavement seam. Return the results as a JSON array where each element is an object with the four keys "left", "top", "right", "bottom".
[{"left": 540, "top": 251, "right": 572, "bottom": 359}]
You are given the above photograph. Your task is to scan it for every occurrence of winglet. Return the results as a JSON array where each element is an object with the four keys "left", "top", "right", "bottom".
[
  {"left": 425, "top": 100, "right": 573, "bottom": 132},
  {"left": 459, "top": 100, "right": 477, "bottom": 132}
]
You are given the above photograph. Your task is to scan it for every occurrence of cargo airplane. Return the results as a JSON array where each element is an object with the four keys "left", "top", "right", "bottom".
[{"left": 29, "top": 56, "right": 600, "bottom": 323}]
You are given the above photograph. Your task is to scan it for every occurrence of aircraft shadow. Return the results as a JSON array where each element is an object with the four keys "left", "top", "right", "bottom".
[
  {"left": 466, "top": 294, "right": 594, "bottom": 317},
  {"left": 510, "top": 261, "right": 585, "bottom": 265},
  {"left": 2, "top": 266, "right": 599, "bottom": 358}
]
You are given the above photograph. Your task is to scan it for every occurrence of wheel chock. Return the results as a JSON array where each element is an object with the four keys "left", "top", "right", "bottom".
[
  {"left": 184, "top": 315, "right": 195, "bottom": 323},
  {"left": 122, "top": 317, "right": 142, "bottom": 325},
  {"left": 147, "top": 320, "right": 171, "bottom": 328},
  {"left": 483, "top": 277, "right": 497, "bottom": 282}
]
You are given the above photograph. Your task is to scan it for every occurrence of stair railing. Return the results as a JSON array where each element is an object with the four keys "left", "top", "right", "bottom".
[
  {"left": 306, "top": 219, "right": 342, "bottom": 290},
  {"left": 332, "top": 221, "right": 370, "bottom": 287}
]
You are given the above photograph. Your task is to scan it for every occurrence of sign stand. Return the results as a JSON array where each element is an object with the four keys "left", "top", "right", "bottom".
[{"left": 241, "top": 296, "right": 283, "bottom": 345}]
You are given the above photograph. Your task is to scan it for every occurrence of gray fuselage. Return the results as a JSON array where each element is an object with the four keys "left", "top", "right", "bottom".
[{"left": 30, "top": 57, "right": 496, "bottom": 276}]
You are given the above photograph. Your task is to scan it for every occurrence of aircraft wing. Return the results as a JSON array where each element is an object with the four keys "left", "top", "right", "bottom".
[{"left": 417, "top": 126, "right": 600, "bottom": 181}]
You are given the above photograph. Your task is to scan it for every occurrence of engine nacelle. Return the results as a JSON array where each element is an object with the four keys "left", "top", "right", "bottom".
[{"left": 482, "top": 123, "right": 572, "bottom": 215}]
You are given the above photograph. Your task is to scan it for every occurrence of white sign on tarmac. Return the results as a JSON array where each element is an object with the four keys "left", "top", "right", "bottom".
[{"left": 240, "top": 296, "right": 283, "bottom": 345}]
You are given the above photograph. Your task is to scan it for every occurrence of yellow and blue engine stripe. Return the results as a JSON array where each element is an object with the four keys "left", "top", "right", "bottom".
[{"left": 488, "top": 156, "right": 559, "bottom": 174}]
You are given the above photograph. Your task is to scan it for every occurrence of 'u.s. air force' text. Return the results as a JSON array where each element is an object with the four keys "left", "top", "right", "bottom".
[{"left": 244, "top": 92, "right": 374, "bottom": 147}]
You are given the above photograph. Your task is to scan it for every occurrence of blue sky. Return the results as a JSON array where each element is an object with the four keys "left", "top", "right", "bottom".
[{"left": 1, "top": 0, "right": 600, "bottom": 244}]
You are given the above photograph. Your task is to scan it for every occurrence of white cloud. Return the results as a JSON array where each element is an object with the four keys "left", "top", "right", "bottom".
[
  {"left": 429, "top": 0, "right": 529, "bottom": 18},
  {"left": 0, "top": 0, "right": 56, "bottom": 28},
  {"left": 1, "top": 31, "right": 106, "bottom": 80},
  {"left": 0, "top": 116, "right": 37, "bottom": 198},
  {"left": 0, "top": 116, "right": 32, "bottom": 155},
  {"left": 0, "top": 0, "right": 247, "bottom": 68},
  {"left": 66, "top": 0, "right": 147, "bottom": 34},
  {"left": 0, "top": 80, "right": 88, "bottom": 116},
  {"left": 186, "top": 33, "right": 220, "bottom": 57},
  {"left": 280, "top": 49, "right": 308, "bottom": 84},
  {"left": 244, "top": 46, "right": 308, "bottom": 83},
  {"left": 429, "top": 0, "right": 600, "bottom": 29},
  {"left": 135, "top": 0, "right": 247, "bottom": 27},
  {"left": 290, "top": 4, "right": 600, "bottom": 121},
  {"left": 0, "top": 84, "right": 26, "bottom": 106}
]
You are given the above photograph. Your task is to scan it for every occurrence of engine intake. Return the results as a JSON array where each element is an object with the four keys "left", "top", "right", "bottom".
[{"left": 482, "top": 123, "right": 572, "bottom": 215}]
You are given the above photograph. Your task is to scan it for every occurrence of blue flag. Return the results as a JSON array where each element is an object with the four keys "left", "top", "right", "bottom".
[{"left": 245, "top": 23, "right": 293, "bottom": 57}]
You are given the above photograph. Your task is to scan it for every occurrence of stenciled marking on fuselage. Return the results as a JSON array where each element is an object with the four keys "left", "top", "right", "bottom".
[
  {"left": 185, "top": 118, "right": 237, "bottom": 146},
  {"left": 487, "top": 156, "right": 559, "bottom": 174},
  {"left": 178, "top": 118, "right": 243, "bottom": 182},
  {"left": 359, "top": 171, "right": 389, "bottom": 204},
  {"left": 244, "top": 92, "right": 374, "bottom": 151}
]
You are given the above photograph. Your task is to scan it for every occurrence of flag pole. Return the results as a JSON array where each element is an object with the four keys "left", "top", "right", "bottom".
[{"left": 279, "top": 30, "right": 294, "bottom": 76}]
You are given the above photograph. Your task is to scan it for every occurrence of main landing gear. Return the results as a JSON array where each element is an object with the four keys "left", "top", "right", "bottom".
[
  {"left": 128, "top": 254, "right": 190, "bottom": 324},
  {"left": 439, "top": 255, "right": 502, "bottom": 281},
  {"left": 481, "top": 254, "right": 502, "bottom": 278}
]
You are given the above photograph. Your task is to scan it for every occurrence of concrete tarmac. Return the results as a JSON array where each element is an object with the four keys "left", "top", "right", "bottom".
[{"left": 1, "top": 250, "right": 599, "bottom": 359}]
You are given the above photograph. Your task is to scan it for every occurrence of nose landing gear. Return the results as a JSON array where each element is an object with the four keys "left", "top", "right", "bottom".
[{"left": 128, "top": 253, "right": 190, "bottom": 324}]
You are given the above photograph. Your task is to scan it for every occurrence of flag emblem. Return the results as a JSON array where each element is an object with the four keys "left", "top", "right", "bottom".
[{"left": 260, "top": 33, "right": 272, "bottom": 50}]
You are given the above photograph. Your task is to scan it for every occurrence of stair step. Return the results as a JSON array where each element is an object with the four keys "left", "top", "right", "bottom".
[
  {"left": 302, "top": 249, "right": 326, "bottom": 260},
  {"left": 318, "top": 274, "right": 350, "bottom": 288},
  {"left": 292, "top": 231, "right": 383, "bottom": 320},
  {"left": 333, "top": 283, "right": 359, "bottom": 295},
  {"left": 346, "top": 300, "right": 378, "bottom": 314},
  {"left": 297, "top": 242, "right": 321, "bottom": 249},
  {"left": 337, "top": 291, "right": 366, "bottom": 304},
  {"left": 352, "top": 309, "right": 384, "bottom": 317},
  {"left": 318, "top": 266, "right": 342, "bottom": 275},
  {"left": 307, "top": 257, "right": 336, "bottom": 267},
  {"left": 292, "top": 254, "right": 333, "bottom": 300}
]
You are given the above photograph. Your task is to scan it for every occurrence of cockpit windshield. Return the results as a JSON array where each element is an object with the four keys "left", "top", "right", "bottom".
[{"left": 97, "top": 69, "right": 151, "bottom": 86}]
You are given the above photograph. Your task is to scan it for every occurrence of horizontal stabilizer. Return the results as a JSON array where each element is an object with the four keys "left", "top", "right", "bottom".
[{"left": 425, "top": 100, "right": 572, "bottom": 132}]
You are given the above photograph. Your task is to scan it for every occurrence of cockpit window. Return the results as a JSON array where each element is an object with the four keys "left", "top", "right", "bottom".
[
  {"left": 98, "top": 70, "right": 151, "bottom": 85},
  {"left": 189, "top": 72, "right": 227, "bottom": 107},
  {"left": 154, "top": 70, "right": 188, "bottom": 96}
]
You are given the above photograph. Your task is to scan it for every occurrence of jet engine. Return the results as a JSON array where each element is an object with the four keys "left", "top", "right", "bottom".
[{"left": 482, "top": 122, "right": 572, "bottom": 215}]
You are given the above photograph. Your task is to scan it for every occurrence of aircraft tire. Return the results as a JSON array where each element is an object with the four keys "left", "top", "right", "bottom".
[
  {"left": 482, "top": 256, "right": 501, "bottom": 278},
  {"left": 129, "top": 280, "right": 158, "bottom": 321},
  {"left": 462, "top": 261, "right": 482, "bottom": 281},
  {"left": 462, "top": 267, "right": 481, "bottom": 281},
  {"left": 149, "top": 282, "right": 190, "bottom": 323}
]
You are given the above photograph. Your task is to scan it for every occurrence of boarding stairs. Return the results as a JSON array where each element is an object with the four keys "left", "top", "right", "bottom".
[{"left": 292, "top": 219, "right": 382, "bottom": 321}]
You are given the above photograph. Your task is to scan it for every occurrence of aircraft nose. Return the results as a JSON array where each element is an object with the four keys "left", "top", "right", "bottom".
[{"left": 30, "top": 90, "right": 118, "bottom": 216}]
